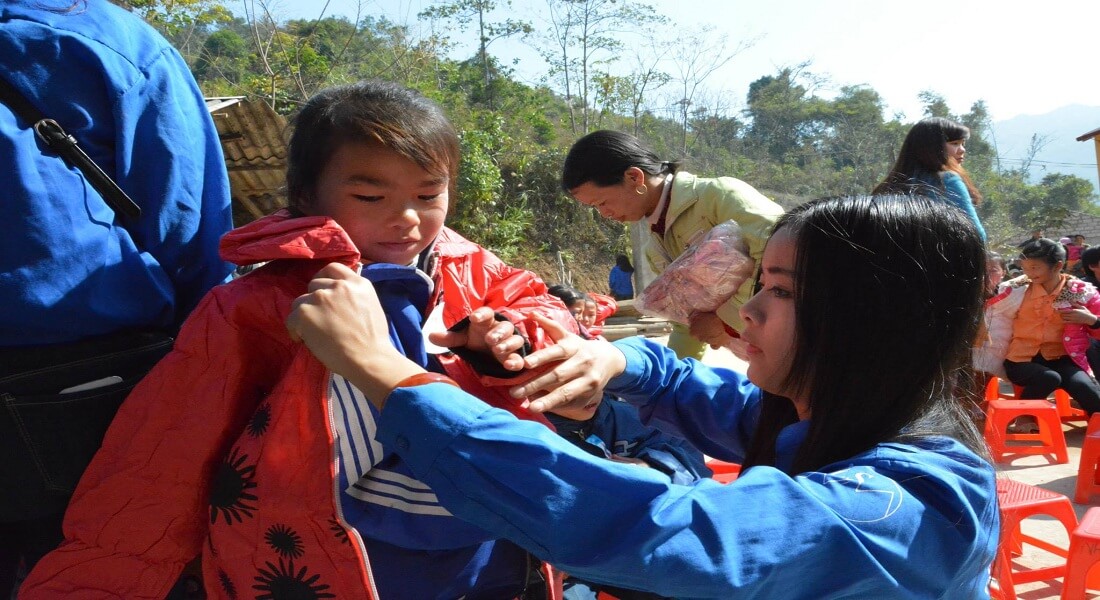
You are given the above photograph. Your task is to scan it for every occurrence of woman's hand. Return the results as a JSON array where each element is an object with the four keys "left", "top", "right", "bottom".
[
  {"left": 286, "top": 262, "right": 423, "bottom": 408},
  {"left": 428, "top": 307, "right": 528, "bottom": 372},
  {"left": 1059, "top": 307, "right": 1100, "bottom": 327},
  {"left": 509, "top": 314, "right": 627, "bottom": 414},
  {"left": 689, "top": 311, "right": 733, "bottom": 349}
]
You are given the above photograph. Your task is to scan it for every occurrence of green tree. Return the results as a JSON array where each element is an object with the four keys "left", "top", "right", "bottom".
[
  {"left": 667, "top": 25, "right": 749, "bottom": 155},
  {"left": 194, "top": 28, "right": 248, "bottom": 86},
  {"left": 418, "top": 0, "right": 532, "bottom": 109},
  {"left": 541, "top": 0, "right": 654, "bottom": 135},
  {"left": 743, "top": 66, "right": 829, "bottom": 164},
  {"left": 116, "top": 0, "right": 233, "bottom": 60}
]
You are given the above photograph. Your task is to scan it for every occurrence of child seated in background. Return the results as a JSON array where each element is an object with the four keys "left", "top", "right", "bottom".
[{"left": 549, "top": 284, "right": 617, "bottom": 337}]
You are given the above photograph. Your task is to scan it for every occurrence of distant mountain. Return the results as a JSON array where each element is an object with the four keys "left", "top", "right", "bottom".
[{"left": 989, "top": 105, "right": 1100, "bottom": 194}]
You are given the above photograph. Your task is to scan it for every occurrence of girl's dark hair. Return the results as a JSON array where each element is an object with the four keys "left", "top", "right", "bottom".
[
  {"left": 742, "top": 195, "right": 988, "bottom": 473},
  {"left": 873, "top": 117, "right": 982, "bottom": 204},
  {"left": 1019, "top": 238, "right": 1067, "bottom": 266},
  {"left": 547, "top": 284, "right": 584, "bottom": 308},
  {"left": 561, "top": 130, "right": 679, "bottom": 191},
  {"left": 286, "top": 80, "right": 460, "bottom": 212},
  {"left": 615, "top": 254, "right": 634, "bottom": 273},
  {"left": 987, "top": 251, "right": 1006, "bottom": 269}
]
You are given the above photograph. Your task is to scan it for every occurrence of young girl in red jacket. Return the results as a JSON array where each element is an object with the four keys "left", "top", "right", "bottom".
[{"left": 23, "top": 80, "right": 575, "bottom": 599}]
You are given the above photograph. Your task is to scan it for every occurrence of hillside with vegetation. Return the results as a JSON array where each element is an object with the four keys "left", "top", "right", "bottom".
[{"left": 123, "top": 0, "right": 1098, "bottom": 292}]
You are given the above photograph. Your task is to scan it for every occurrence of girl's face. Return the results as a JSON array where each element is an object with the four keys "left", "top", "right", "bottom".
[
  {"left": 739, "top": 227, "right": 806, "bottom": 416},
  {"left": 986, "top": 261, "right": 1005, "bottom": 291},
  {"left": 1020, "top": 257, "right": 1062, "bottom": 286},
  {"left": 579, "top": 300, "right": 598, "bottom": 328},
  {"left": 569, "top": 168, "right": 657, "bottom": 222},
  {"left": 1090, "top": 262, "right": 1100, "bottom": 280},
  {"left": 308, "top": 142, "right": 449, "bottom": 266},
  {"left": 945, "top": 139, "right": 966, "bottom": 164},
  {"left": 568, "top": 299, "right": 588, "bottom": 326}
]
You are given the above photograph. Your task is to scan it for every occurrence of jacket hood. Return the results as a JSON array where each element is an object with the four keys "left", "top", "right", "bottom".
[{"left": 219, "top": 210, "right": 361, "bottom": 267}]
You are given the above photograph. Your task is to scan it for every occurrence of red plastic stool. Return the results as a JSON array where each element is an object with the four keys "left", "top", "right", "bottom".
[
  {"left": 987, "top": 376, "right": 1005, "bottom": 403},
  {"left": 1011, "top": 384, "right": 1087, "bottom": 422},
  {"left": 705, "top": 459, "right": 741, "bottom": 484},
  {"left": 989, "top": 550, "right": 1015, "bottom": 600},
  {"left": 1062, "top": 506, "right": 1100, "bottom": 599},
  {"left": 1076, "top": 414, "right": 1100, "bottom": 504},
  {"left": 984, "top": 399, "right": 1069, "bottom": 464},
  {"left": 994, "top": 478, "right": 1079, "bottom": 598}
]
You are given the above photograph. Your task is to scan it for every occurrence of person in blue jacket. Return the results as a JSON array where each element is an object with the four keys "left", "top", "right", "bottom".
[
  {"left": 286, "top": 195, "right": 1000, "bottom": 599},
  {"left": 609, "top": 254, "right": 635, "bottom": 300},
  {"left": 874, "top": 116, "right": 986, "bottom": 239},
  {"left": 0, "top": 0, "right": 233, "bottom": 591}
]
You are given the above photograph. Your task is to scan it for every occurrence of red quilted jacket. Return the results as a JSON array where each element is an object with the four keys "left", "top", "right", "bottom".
[{"left": 21, "top": 212, "right": 573, "bottom": 599}]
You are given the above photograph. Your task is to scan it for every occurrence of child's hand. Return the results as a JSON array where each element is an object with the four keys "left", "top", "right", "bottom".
[
  {"left": 1060, "top": 306, "right": 1100, "bottom": 326},
  {"left": 428, "top": 307, "right": 528, "bottom": 371}
]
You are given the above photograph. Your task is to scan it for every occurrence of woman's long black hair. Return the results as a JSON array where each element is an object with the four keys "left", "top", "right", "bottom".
[
  {"left": 874, "top": 117, "right": 982, "bottom": 204},
  {"left": 741, "top": 195, "right": 989, "bottom": 473}
]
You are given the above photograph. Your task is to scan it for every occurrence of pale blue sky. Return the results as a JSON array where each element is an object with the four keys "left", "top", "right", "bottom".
[{"left": 248, "top": 0, "right": 1100, "bottom": 124}]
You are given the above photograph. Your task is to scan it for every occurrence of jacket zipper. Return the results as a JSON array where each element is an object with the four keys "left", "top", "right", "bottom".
[{"left": 325, "top": 374, "right": 380, "bottom": 600}]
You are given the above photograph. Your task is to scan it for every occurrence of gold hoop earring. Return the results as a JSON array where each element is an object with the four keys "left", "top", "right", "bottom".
[{"left": 635, "top": 184, "right": 648, "bottom": 195}]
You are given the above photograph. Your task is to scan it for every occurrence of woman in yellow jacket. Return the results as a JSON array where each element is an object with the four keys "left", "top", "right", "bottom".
[{"left": 562, "top": 130, "right": 784, "bottom": 359}]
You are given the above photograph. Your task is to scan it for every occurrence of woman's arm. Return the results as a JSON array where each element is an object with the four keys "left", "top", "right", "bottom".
[
  {"left": 375, "top": 385, "right": 996, "bottom": 599},
  {"left": 941, "top": 172, "right": 986, "bottom": 240}
]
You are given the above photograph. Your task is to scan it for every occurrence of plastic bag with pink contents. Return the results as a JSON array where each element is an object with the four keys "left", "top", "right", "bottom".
[{"left": 635, "top": 220, "right": 755, "bottom": 326}]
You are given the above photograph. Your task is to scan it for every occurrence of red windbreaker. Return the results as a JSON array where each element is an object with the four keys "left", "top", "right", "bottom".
[{"left": 21, "top": 212, "right": 573, "bottom": 599}]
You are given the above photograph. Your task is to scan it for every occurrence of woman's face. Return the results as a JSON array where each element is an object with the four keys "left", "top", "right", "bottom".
[
  {"left": 945, "top": 139, "right": 966, "bottom": 164},
  {"left": 739, "top": 227, "right": 806, "bottom": 416},
  {"left": 569, "top": 168, "right": 657, "bottom": 222},
  {"left": 1020, "top": 257, "right": 1062, "bottom": 286}
]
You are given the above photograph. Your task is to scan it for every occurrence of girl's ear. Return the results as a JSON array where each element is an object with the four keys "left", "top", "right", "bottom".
[{"left": 623, "top": 166, "right": 645, "bottom": 186}]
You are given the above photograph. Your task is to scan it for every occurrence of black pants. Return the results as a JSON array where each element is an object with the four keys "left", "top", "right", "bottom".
[
  {"left": 1004, "top": 353, "right": 1100, "bottom": 414},
  {"left": 0, "top": 511, "right": 64, "bottom": 597}
]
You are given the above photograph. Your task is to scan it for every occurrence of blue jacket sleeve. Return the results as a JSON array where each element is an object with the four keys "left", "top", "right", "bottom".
[
  {"left": 605, "top": 337, "right": 761, "bottom": 463},
  {"left": 597, "top": 399, "right": 711, "bottom": 484},
  {"left": 376, "top": 379, "right": 998, "bottom": 599},
  {"left": 941, "top": 172, "right": 986, "bottom": 240},
  {"left": 113, "top": 46, "right": 234, "bottom": 322}
]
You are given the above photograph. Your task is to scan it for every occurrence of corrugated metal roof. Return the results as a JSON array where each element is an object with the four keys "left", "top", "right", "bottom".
[{"left": 205, "top": 97, "right": 288, "bottom": 225}]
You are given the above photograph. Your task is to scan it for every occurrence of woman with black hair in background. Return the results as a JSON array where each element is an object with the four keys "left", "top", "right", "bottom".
[
  {"left": 560, "top": 130, "right": 783, "bottom": 360},
  {"left": 875, "top": 116, "right": 985, "bottom": 239}
]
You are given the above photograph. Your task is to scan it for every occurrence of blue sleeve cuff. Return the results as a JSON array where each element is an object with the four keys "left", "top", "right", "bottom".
[{"left": 376, "top": 382, "right": 493, "bottom": 477}]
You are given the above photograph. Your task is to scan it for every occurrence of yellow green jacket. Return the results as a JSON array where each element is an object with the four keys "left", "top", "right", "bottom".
[{"left": 645, "top": 172, "right": 784, "bottom": 333}]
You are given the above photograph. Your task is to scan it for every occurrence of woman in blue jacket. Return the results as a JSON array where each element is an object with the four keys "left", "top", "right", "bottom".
[
  {"left": 874, "top": 117, "right": 986, "bottom": 239},
  {"left": 287, "top": 195, "right": 999, "bottom": 599}
]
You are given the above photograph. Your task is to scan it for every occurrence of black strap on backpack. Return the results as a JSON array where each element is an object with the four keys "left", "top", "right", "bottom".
[{"left": 0, "top": 75, "right": 141, "bottom": 221}]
